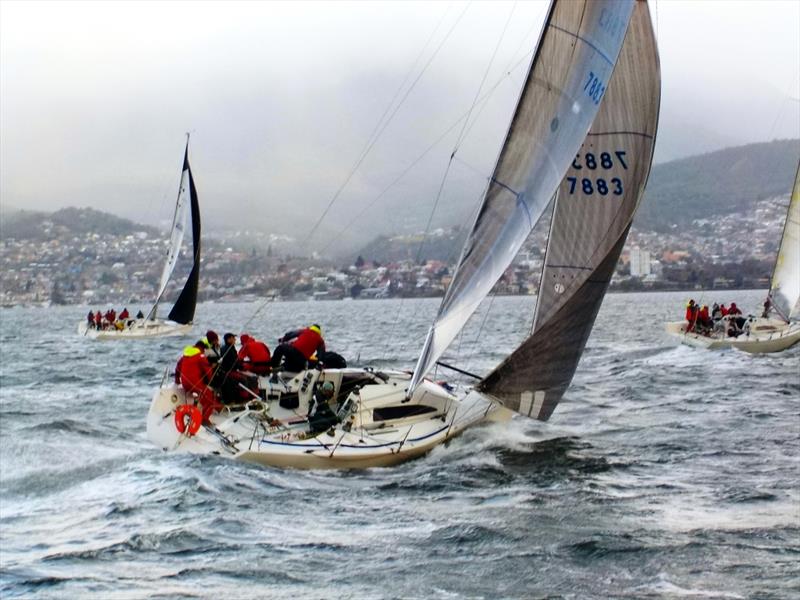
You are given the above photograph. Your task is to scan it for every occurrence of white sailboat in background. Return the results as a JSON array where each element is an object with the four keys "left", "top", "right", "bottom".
[
  {"left": 79, "top": 137, "right": 202, "bottom": 340},
  {"left": 665, "top": 160, "right": 800, "bottom": 353},
  {"left": 147, "top": 0, "right": 660, "bottom": 469}
]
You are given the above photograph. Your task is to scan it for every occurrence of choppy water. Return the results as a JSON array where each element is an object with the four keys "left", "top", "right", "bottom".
[{"left": 1, "top": 291, "right": 798, "bottom": 599}]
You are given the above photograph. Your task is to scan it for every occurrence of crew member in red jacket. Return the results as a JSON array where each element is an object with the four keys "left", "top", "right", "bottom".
[
  {"left": 238, "top": 334, "right": 272, "bottom": 375},
  {"left": 94, "top": 310, "right": 103, "bottom": 329},
  {"left": 697, "top": 304, "right": 711, "bottom": 333},
  {"left": 685, "top": 300, "right": 698, "bottom": 332},
  {"left": 175, "top": 341, "right": 222, "bottom": 422},
  {"left": 271, "top": 324, "right": 325, "bottom": 372}
]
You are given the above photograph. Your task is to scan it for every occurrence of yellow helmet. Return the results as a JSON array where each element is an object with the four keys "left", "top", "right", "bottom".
[{"left": 309, "top": 324, "right": 322, "bottom": 335}]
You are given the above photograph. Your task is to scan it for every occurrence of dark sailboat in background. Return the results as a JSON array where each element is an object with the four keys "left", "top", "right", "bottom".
[
  {"left": 147, "top": 0, "right": 660, "bottom": 468},
  {"left": 79, "top": 136, "right": 201, "bottom": 339}
]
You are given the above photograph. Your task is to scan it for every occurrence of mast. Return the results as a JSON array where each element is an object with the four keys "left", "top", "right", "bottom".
[{"left": 408, "top": 0, "right": 636, "bottom": 395}]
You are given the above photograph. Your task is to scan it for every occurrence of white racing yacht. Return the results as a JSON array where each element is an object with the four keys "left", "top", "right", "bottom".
[
  {"left": 147, "top": 0, "right": 660, "bottom": 469},
  {"left": 665, "top": 160, "right": 800, "bottom": 353},
  {"left": 79, "top": 136, "right": 201, "bottom": 340}
]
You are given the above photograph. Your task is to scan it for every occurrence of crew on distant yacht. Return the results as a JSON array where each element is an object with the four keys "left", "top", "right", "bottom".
[
  {"left": 711, "top": 303, "right": 722, "bottom": 321},
  {"left": 85, "top": 306, "right": 146, "bottom": 330},
  {"left": 685, "top": 299, "right": 698, "bottom": 332},
  {"left": 761, "top": 297, "right": 772, "bottom": 318},
  {"left": 696, "top": 304, "right": 712, "bottom": 334},
  {"left": 680, "top": 299, "right": 754, "bottom": 338}
]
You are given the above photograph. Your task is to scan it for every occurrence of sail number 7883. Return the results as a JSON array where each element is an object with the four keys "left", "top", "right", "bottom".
[{"left": 567, "top": 150, "right": 628, "bottom": 196}]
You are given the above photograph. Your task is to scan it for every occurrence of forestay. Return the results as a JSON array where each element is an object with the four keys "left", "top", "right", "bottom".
[
  {"left": 409, "top": 0, "right": 636, "bottom": 394},
  {"left": 478, "top": 0, "right": 660, "bottom": 420},
  {"left": 769, "top": 160, "right": 800, "bottom": 321}
]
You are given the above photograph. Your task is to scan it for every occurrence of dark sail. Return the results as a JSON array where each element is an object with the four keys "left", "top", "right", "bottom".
[
  {"left": 168, "top": 147, "right": 201, "bottom": 324},
  {"left": 478, "top": 0, "right": 660, "bottom": 420}
]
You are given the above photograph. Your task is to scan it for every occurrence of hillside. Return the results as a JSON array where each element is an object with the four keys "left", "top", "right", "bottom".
[
  {"left": 353, "top": 138, "right": 799, "bottom": 260},
  {"left": 0, "top": 207, "right": 160, "bottom": 240},
  {"left": 355, "top": 229, "right": 467, "bottom": 265},
  {"left": 635, "top": 139, "right": 799, "bottom": 231}
]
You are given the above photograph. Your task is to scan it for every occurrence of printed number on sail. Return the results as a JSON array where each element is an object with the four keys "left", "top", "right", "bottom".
[
  {"left": 572, "top": 151, "right": 627, "bottom": 170},
  {"left": 568, "top": 151, "right": 626, "bottom": 196},
  {"left": 566, "top": 177, "right": 622, "bottom": 196},
  {"left": 583, "top": 72, "right": 606, "bottom": 105}
]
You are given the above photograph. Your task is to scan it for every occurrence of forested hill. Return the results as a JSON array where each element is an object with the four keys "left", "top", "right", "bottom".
[
  {"left": 635, "top": 138, "right": 799, "bottom": 231},
  {"left": 0, "top": 207, "right": 159, "bottom": 240}
]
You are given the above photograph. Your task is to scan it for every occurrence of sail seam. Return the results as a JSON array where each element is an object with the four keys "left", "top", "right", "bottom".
[
  {"left": 548, "top": 24, "right": 613, "bottom": 66},
  {"left": 490, "top": 177, "right": 521, "bottom": 197},
  {"left": 545, "top": 264, "right": 593, "bottom": 271},
  {"left": 586, "top": 131, "right": 654, "bottom": 139}
]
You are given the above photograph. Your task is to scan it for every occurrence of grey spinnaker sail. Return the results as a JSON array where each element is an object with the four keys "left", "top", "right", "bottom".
[
  {"left": 478, "top": 0, "right": 660, "bottom": 420},
  {"left": 409, "top": 0, "right": 636, "bottom": 393},
  {"left": 148, "top": 139, "right": 201, "bottom": 324},
  {"left": 769, "top": 160, "right": 800, "bottom": 321}
]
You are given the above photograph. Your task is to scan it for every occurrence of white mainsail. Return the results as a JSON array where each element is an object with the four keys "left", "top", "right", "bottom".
[
  {"left": 478, "top": 0, "right": 660, "bottom": 420},
  {"left": 409, "top": 0, "right": 636, "bottom": 393},
  {"left": 769, "top": 161, "right": 800, "bottom": 320}
]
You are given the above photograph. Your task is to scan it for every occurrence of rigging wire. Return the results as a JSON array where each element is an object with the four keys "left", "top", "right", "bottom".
[
  {"left": 380, "top": 4, "right": 519, "bottom": 362},
  {"left": 420, "top": 0, "right": 516, "bottom": 241},
  {"left": 239, "top": 4, "right": 469, "bottom": 335},
  {"left": 408, "top": 2, "right": 517, "bottom": 375},
  {"left": 302, "top": 3, "right": 471, "bottom": 249},
  {"left": 318, "top": 49, "right": 536, "bottom": 257}
]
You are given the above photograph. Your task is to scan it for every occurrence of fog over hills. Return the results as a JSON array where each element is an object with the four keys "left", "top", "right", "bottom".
[
  {"left": 5, "top": 139, "right": 797, "bottom": 263},
  {"left": 3, "top": 2, "right": 798, "bottom": 255}
]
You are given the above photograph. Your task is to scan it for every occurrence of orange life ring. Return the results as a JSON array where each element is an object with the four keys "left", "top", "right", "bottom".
[{"left": 174, "top": 404, "right": 203, "bottom": 436}]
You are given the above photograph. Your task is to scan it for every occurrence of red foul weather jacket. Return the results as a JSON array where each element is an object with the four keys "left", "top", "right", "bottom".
[{"left": 292, "top": 328, "right": 325, "bottom": 359}]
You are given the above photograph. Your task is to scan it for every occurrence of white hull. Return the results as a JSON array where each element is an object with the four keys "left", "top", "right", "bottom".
[
  {"left": 78, "top": 320, "right": 192, "bottom": 340},
  {"left": 665, "top": 319, "right": 800, "bottom": 353},
  {"left": 147, "top": 368, "right": 512, "bottom": 470}
]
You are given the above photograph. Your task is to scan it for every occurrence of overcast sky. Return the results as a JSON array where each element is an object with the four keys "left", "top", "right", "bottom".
[{"left": 2, "top": 0, "right": 799, "bottom": 254}]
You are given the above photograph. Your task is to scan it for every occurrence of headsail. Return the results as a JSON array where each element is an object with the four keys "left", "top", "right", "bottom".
[
  {"left": 409, "top": 0, "right": 636, "bottom": 393},
  {"left": 478, "top": 0, "right": 660, "bottom": 420},
  {"left": 148, "top": 139, "right": 201, "bottom": 324},
  {"left": 768, "top": 160, "right": 800, "bottom": 321}
]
